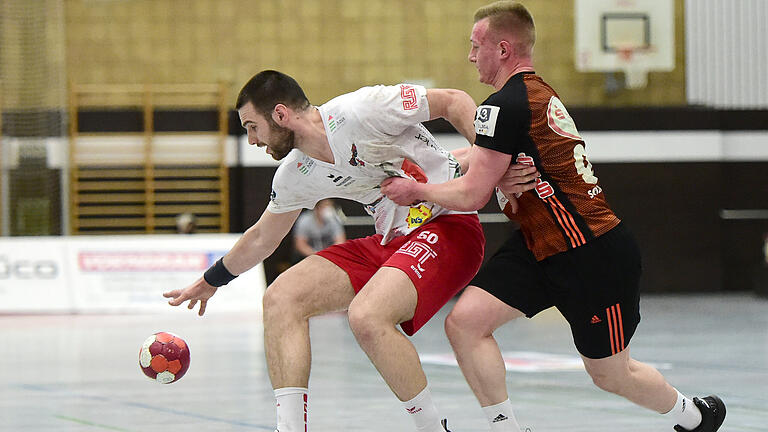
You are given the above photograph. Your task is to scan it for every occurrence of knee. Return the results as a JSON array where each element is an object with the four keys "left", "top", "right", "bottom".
[
  {"left": 262, "top": 279, "right": 303, "bottom": 323},
  {"left": 587, "top": 368, "right": 626, "bottom": 395},
  {"left": 444, "top": 303, "right": 489, "bottom": 344},
  {"left": 347, "top": 302, "right": 385, "bottom": 346}
]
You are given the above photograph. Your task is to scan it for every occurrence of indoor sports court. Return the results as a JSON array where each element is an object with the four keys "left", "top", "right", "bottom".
[
  {"left": 2, "top": 294, "right": 766, "bottom": 431},
  {"left": 1, "top": 0, "right": 766, "bottom": 431}
]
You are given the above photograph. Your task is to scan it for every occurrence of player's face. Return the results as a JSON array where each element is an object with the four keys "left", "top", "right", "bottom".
[
  {"left": 468, "top": 19, "right": 500, "bottom": 85},
  {"left": 238, "top": 102, "right": 295, "bottom": 161}
]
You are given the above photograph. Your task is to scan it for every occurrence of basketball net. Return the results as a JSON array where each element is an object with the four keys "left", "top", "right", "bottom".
[{"left": 617, "top": 46, "right": 648, "bottom": 89}]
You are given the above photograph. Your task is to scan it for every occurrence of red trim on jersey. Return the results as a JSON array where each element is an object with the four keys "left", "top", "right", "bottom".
[
  {"left": 546, "top": 196, "right": 586, "bottom": 248},
  {"left": 546, "top": 198, "right": 578, "bottom": 247},
  {"left": 551, "top": 196, "right": 586, "bottom": 245}
]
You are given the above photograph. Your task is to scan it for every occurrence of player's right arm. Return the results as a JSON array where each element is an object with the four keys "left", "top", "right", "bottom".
[
  {"left": 163, "top": 208, "right": 301, "bottom": 315},
  {"left": 426, "top": 88, "right": 477, "bottom": 144},
  {"left": 223, "top": 208, "right": 301, "bottom": 274}
]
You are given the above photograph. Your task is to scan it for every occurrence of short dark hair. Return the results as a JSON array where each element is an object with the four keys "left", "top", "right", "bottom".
[
  {"left": 474, "top": 1, "right": 536, "bottom": 52},
  {"left": 235, "top": 70, "right": 311, "bottom": 115}
]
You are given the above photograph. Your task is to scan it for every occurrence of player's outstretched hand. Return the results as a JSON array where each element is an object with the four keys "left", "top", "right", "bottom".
[
  {"left": 163, "top": 278, "right": 218, "bottom": 316},
  {"left": 498, "top": 163, "right": 539, "bottom": 197},
  {"left": 381, "top": 176, "right": 421, "bottom": 206}
]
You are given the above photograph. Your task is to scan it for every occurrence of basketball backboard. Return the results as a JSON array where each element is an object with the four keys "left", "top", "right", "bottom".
[{"left": 574, "top": 0, "right": 675, "bottom": 88}]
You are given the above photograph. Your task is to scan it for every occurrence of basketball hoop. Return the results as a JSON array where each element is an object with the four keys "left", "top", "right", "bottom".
[{"left": 616, "top": 46, "right": 648, "bottom": 89}]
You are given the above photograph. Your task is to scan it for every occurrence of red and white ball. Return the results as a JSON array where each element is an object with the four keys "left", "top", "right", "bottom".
[{"left": 139, "top": 332, "right": 190, "bottom": 384}]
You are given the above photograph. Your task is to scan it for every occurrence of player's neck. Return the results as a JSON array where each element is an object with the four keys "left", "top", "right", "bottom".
[
  {"left": 493, "top": 59, "right": 535, "bottom": 90},
  {"left": 294, "top": 107, "right": 335, "bottom": 164}
]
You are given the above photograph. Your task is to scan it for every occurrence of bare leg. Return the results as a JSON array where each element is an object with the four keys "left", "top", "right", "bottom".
[
  {"left": 347, "top": 266, "right": 425, "bottom": 401},
  {"left": 444, "top": 286, "right": 524, "bottom": 406},
  {"left": 582, "top": 348, "right": 678, "bottom": 413},
  {"left": 262, "top": 255, "right": 356, "bottom": 388}
]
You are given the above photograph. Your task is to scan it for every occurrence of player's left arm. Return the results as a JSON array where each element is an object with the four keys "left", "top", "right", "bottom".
[{"left": 426, "top": 88, "right": 477, "bottom": 144}]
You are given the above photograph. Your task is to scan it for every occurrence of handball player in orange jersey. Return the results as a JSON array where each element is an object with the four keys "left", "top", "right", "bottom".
[{"left": 382, "top": 2, "right": 725, "bottom": 431}]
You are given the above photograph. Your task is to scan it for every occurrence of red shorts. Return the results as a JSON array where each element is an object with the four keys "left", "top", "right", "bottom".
[{"left": 317, "top": 214, "right": 484, "bottom": 336}]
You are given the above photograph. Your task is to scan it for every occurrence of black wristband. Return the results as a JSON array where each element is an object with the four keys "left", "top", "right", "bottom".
[{"left": 203, "top": 258, "right": 237, "bottom": 287}]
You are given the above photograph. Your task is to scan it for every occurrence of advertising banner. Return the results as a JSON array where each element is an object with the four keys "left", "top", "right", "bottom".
[
  {"left": 0, "top": 235, "right": 265, "bottom": 314},
  {"left": 0, "top": 238, "right": 71, "bottom": 312}
]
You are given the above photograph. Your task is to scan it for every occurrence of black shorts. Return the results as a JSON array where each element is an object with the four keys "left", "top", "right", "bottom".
[{"left": 470, "top": 223, "right": 642, "bottom": 359}]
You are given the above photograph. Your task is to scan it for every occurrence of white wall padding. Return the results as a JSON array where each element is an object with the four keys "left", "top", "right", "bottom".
[{"left": 686, "top": 0, "right": 768, "bottom": 108}]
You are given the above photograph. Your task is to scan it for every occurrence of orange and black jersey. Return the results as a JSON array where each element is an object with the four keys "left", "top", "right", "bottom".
[{"left": 473, "top": 72, "right": 620, "bottom": 261}]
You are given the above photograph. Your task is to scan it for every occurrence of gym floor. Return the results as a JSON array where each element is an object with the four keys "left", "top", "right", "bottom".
[{"left": 1, "top": 293, "right": 765, "bottom": 431}]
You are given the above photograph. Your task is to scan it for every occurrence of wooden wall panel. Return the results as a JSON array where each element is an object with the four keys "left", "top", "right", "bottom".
[{"left": 63, "top": 0, "right": 687, "bottom": 109}]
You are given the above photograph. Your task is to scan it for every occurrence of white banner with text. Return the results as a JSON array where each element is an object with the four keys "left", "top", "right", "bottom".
[{"left": 0, "top": 235, "right": 265, "bottom": 314}]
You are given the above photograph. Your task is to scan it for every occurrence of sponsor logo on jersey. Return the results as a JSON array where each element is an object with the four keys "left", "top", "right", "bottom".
[
  {"left": 328, "top": 114, "right": 345, "bottom": 133},
  {"left": 400, "top": 84, "right": 418, "bottom": 110},
  {"left": 474, "top": 105, "right": 500, "bottom": 137},
  {"left": 516, "top": 153, "right": 554, "bottom": 199},
  {"left": 296, "top": 157, "right": 316, "bottom": 176},
  {"left": 349, "top": 143, "right": 365, "bottom": 167},
  {"left": 414, "top": 133, "right": 429, "bottom": 144},
  {"left": 414, "top": 130, "right": 442, "bottom": 152},
  {"left": 397, "top": 234, "right": 438, "bottom": 279},
  {"left": 591, "top": 315, "right": 602, "bottom": 324},
  {"left": 547, "top": 96, "right": 582, "bottom": 140},
  {"left": 405, "top": 204, "right": 432, "bottom": 229},
  {"left": 326, "top": 173, "right": 355, "bottom": 187}
]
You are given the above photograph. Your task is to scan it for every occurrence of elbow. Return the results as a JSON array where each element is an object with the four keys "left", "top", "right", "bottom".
[
  {"left": 454, "top": 186, "right": 491, "bottom": 212},
  {"left": 467, "top": 195, "right": 491, "bottom": 212}
]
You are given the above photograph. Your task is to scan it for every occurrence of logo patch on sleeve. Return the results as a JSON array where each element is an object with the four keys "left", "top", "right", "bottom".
[
  {"left": 474, "top": 105, "right": 500, "bottom": 137},
  {"left": 400, "top": 84, "right": 418, "bottom": 110}
]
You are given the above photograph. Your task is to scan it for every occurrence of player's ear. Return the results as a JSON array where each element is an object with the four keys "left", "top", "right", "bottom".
[
  {"left": 272, "top": 104, "right": 289, "bottom": 125},
  {"left": 498, "top": 40, "right": 512, "bottom": 59}
]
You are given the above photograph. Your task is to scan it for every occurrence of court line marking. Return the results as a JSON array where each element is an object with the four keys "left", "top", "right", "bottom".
[{"left": 54, "top": 414, "right": 134, "bottom": 432}]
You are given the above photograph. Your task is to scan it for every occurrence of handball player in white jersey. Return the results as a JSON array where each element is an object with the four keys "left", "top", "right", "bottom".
[{"left": 163, "top": 70, "right": 523, "bottom": 432}]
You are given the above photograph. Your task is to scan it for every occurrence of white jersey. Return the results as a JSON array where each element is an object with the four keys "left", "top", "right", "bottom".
[{"left": 267, "top": 84, "right": 472, "bottom": 244}]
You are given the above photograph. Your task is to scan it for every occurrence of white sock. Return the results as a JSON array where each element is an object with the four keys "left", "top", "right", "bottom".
[
  {"left": 274, "top": 387, "right": 308, "bottom": 432},
  {"left": 482, "top": 399, "right": 522, "bottom": 432},
  {"left": 402, "top": 387, "right": 443, "bottom": 432},
  {"left": 662, "top": 389, "right": 702, "bottom": 430}
]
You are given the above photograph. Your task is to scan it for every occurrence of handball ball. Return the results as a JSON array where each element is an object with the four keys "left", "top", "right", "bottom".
[{"left": 139, "top": 332, "right": 190, "bottom": 384}]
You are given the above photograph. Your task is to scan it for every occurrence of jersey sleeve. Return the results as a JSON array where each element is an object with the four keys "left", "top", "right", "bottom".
[
  {"left": 266, "top": 163, "right": 319, "bottom": 214},
  {"left": 352, "top": 84, "right": 430, "bottom": 136},
  {"left": 473, "top": 94, "right": 530, "bottom": 155}
]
